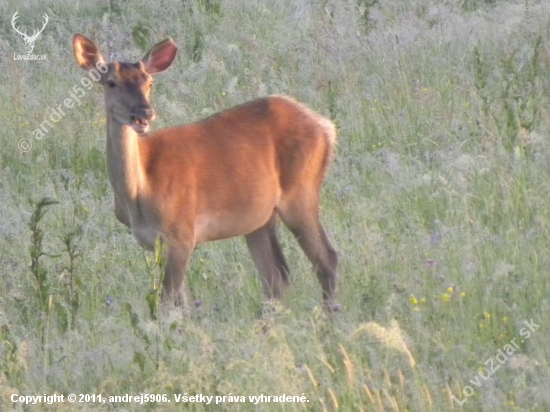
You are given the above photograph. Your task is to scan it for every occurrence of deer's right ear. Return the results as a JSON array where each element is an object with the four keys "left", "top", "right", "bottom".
[{"left": 73, "top": 34, "right": 106, "bottom": 71}]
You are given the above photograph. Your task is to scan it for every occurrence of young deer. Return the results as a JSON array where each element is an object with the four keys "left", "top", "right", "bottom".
[{"left": 73, "top": 34, "right": 339, "bottom": 309}]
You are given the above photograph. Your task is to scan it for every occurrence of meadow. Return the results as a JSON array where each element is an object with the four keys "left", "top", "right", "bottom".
[{"left": 0, "top": 0, "right": 549, "bottom": 410}]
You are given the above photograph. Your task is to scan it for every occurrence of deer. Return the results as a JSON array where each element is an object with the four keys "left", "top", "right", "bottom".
[
  {"left": 72, "top": 33, "right": 339, "bottom": 311},
  {"left": 12, "top": 11, "right": 49, "bottom": 54}
]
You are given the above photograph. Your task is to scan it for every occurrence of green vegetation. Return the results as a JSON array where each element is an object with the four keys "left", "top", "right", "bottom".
[{"left": 1, "top": 0, "right": 549, "bottom": 410}]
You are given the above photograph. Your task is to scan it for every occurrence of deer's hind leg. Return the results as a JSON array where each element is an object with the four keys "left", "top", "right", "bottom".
[
  {"left": 245, "top": 214, "right": 290, "bottom": 300},
  {"left": 277, "top": 192, "right": 338, "bottom": 304}
]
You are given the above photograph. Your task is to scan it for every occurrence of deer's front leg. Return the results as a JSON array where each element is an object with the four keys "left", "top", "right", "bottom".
[
  {"left": 113, "top": 193, "right": 131, "bottom": 228},
  {"left": 162, "top": 243, "right": 193, "bottom": 308}
]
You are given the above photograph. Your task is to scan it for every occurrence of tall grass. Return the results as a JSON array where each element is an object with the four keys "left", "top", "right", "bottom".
[{"left": 1, "top": 0, "right": 549, "bottom": 410}]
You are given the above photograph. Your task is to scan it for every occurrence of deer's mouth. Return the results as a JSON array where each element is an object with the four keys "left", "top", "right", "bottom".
[{"left": 130, "top": 116, "right": 149, "bottom": 133}]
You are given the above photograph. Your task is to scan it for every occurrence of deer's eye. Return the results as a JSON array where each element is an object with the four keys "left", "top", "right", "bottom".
[
  {"left": 107, "top": 80, "right": 116, "bottom": 88},
  {"left": 149, "top": 81, "right": 154, "bottom": 88}
]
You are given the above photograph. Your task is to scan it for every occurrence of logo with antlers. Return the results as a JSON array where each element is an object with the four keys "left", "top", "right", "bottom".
[{"left": 12, "top": 11, "right": 49, "bottom": 54}]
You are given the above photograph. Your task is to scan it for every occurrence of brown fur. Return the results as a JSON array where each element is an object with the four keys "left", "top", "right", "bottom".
[{"left": 73, "top": 34, "right": 338, "bottom": 307}]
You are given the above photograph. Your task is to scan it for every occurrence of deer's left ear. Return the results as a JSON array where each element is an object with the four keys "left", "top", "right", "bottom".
[
  {"left": 142, "top": 38, "right": 177, "bottom": 74},
  {"left": 73, "top": 33, "right": 106, "bottom": 71}
]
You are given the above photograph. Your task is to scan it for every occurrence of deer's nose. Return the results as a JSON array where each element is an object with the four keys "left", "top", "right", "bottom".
[{"left": 134, "top": 107, "right": 155, "bottom": 121}]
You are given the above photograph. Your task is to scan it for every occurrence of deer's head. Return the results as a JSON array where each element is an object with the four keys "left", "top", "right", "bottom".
[{"left": 73, "top": 34, "right": 177, "bottom": 133}]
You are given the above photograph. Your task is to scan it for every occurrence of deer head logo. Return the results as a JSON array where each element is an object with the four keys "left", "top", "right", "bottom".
[{"left": 12, "top": 11, "right": 49, "bottom": 54}]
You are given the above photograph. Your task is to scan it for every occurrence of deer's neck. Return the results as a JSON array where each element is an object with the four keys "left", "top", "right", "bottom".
[{"left": 106, "top": 114, "right": 146, "bottom": 201}]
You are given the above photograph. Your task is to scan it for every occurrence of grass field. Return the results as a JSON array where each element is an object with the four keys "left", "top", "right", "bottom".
[{"left": 1, "top": 0, "right": 549, "bottom": 410}]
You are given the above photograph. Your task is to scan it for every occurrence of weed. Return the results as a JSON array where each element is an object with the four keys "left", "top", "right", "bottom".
[{"left": 27, "top": 197, "right": 59, "bottom": 315}]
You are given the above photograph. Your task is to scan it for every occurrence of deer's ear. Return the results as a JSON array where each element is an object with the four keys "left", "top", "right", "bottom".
[
  {"left": 142, "top": 38, "right": 177, "bottom": 74},
  {"left": 73, "top": 34, "right": 106, "bottom": 71}
]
